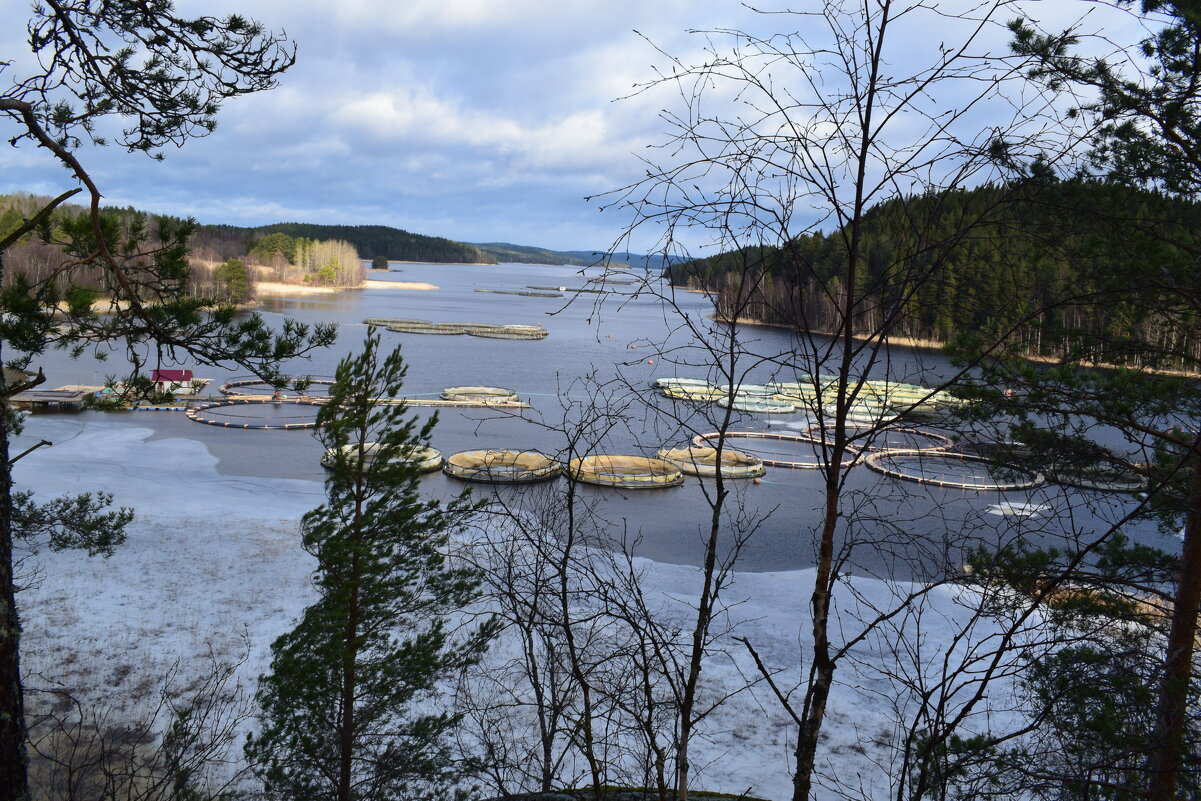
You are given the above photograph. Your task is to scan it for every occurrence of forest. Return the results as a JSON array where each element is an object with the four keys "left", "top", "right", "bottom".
[
  {"left": 200, "top": 221, "right": 498, "bottom": 264},
  {"left": 0, "top": 195, "right": 366, "bottom": 302},
  {"left": 668, "top": 181, "right": 1201, "bottom": 369}
]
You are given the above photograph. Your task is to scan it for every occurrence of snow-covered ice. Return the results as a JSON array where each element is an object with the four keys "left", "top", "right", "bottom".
[{"left": 13, "top": 416, "right": 1036, "bottom": 800}]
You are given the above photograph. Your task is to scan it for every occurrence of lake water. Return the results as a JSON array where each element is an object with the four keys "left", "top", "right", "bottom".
[{"left": 25, "top": 262, "right": 1168, "bottom": 578}]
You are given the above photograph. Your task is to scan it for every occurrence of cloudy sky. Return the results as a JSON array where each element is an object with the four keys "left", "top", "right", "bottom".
[{"left": 1, "top": 1, "right": 1143, "bottom": 254}]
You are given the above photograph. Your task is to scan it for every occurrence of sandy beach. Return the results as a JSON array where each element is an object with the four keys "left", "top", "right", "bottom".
[
  {"left": 253, "top": 279, "right": 439, "bottom": 296},
  {"left": 363, "top": 279, "right": 439, "bottom": 290}
]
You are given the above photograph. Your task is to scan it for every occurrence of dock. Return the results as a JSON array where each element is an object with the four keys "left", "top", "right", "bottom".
[{"left": 10, "top": 389, "right": 88, "bottom": 410}]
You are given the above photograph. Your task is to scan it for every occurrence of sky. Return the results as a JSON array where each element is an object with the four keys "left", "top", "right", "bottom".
[{"left": 0, "top": 0, "right": 1148, "bottom": 254}]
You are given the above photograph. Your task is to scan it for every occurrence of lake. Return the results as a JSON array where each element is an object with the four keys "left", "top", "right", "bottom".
[{"left": 23, "top": 261, "right": 1167, "bottom": 578}]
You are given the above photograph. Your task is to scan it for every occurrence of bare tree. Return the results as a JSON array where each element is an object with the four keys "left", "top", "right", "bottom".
[
  {"left": 599, "top": 2, "right": 1088, "bottom": 798},
  {"left": 25, "top": 643, "right": 255, "bottom": 801}
]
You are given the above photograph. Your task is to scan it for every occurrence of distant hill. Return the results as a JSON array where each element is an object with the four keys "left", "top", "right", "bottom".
[
  {"left": 202, "top": 222, "right": 497, "bottom": 264},
  {"left": 471, "top": 243, "right": 593, "bottom": 266},
  {"left": 472, "top": 243, "right": 680, "bottom": 270},
  {"left": 561, "top": 251, "right": 682, "bottom": 271}
]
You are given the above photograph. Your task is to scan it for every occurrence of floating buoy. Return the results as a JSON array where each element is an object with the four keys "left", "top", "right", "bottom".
[{"left": 647, "top": 359, "right": 654, "bottom": 365}]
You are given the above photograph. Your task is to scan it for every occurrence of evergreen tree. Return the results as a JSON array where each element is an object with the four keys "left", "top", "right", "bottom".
[
  {"left": 0, "top": 6, "right": 334, "bottom": 799},
  {"left": 246, "top": 329, "right": 492, "bottom": 801}
]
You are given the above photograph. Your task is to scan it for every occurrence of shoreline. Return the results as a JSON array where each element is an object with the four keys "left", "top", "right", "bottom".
[
  {"left": 254, "top": 279, "right": 439, "bottom": 297},
  {"left": 718, "top": 315, "right": 947, "bottom": 353},
  {"left": 720, "top": 314, "right": 1199, "bottom": 376}
]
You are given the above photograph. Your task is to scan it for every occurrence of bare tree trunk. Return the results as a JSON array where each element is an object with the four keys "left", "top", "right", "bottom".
[{"left": 1149, "top": 455, "right": 1201, "bottom": 801}]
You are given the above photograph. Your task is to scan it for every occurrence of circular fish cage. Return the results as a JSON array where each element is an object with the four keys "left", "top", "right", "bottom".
[
  {"left": 467, "top": 324, "right": 549, "bottom": 340},
  {"left": 692, "top": 431, "right": 859, "bottom": 469},
  {"left": 800, "top": 424, "right": 954, "bottom": 453},
  {"left": 444, "top": 449, "right": 562, "bottom": 483},
  {"left": 386, "top": 322, "right": 468, "bottom": 335},
  {"left": 657, "top": 445, "right": 766, "bottom": 478},
  {"left": 661, "top": 385, "right": 725, "bottom": 401},
  {"left": 219, "top": 377, "right": 336, "bottom": 398},
  {"left": 320, "top": 443, "right": 443, "bottom": 473},
  {"left": 717, "top": 384, "right": 777, "bottom": 398},
  {"left": 716, "top": 396, "right": 796, "bottom": 414},
  {"left": 654, "top": 377, "right": 713, "bottom": 390},
  {"left": 378, "top": 320, "right": 549, "bottom": 339},
  {"left": 364, "top": 317, "right": 430, "bottom": 327},
  {"left": 1046, "top": 463, "right": 1147, "bottom": 493},
  {"left": 186, "top": 399, "right": 324, "bottom": 430},
  {"left": 440, "top": 386, "right": 520, "bottom": 403},
  {"left": 864, "top": 449, "right": 1044, "bottom": 490},
  {"left": 567, "top": 455, "right": 685, "bottom": 489}
]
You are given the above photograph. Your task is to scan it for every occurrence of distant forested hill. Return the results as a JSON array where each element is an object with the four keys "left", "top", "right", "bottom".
[
  {"left": 471, "top": 243, "right": 593, "bottom": 266},
  {"left": 668, "top": 181, "right": 1201, "bottom": 366},
  {"left": 201, "top": 222, "right": 497, "bottom": 264},
  {"left": 470, "top": 243, "right": 683, "bottom": 269}
]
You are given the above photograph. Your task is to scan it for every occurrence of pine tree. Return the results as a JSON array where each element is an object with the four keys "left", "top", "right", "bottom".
[{"left": 246, "top": 329, "right": 492, "bottom": 801}]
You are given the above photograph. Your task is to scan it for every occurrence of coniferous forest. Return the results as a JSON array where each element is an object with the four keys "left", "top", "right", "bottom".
[{"left": 668, "top": 181, "right": 1201, "bottom": 368}]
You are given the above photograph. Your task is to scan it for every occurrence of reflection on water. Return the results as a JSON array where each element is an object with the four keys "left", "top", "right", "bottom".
[{"left": 26, "top": 263, "right": 1170, "bottom": 577}]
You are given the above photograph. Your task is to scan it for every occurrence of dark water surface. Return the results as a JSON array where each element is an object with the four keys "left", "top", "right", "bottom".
[{"left": 31, "top": 262, "right": 1169, "bottom": 577}]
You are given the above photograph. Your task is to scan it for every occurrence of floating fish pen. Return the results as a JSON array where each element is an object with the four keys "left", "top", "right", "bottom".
[
  {"left": 864, "top": 449, "right": 1044, "bottom": 490},
  {"left": 444, "top": 449, "right": 561, "bottom": 483},
  {"left": 824, "top": 403, "right": 900, "bottom": 426},
  {"left": 692, "top": 431, "right": 859, "bottom": 469},
  {"left": 657, "top": 445, "right": 766, "bottom": 478},
  {"left": 320, "top": 443, "right": 443, "bottom": 473},
  {"left": 661, "top": 385, "right": 725, "bottom": 401},
  {"left": 654, "top": 377, "right": 713, "bottom": 389},
  {"left": 387, "top": 321, "right": 468, "bottom": 335},
  {"left": 467, "top": 324, "right": 548, "bottom": 340},
  {"left": 364, "top": 317, "right": 429, "bottom": 327},
  {"left": 186, "top": 399, "right": 324, "bottom": 430},
  {"left": 801, "top": 424, "right": 953, "bottom": 453},
  {"left": 716, "top": 396, "right": 796, "bottom": 414},
  {"left": 527, "top": 285, "right": 606, "bottom": 294},
  {"left": 367, "top": 318, "right": 549, "bottom": 339},
  {"left": 474, "top": 288, "right": 563, "bottom": 298},
  {"left": 568, "top": 455, "right": 685, "bottom": 488},
  {"left": 219, "top": 377, "right": 336, "bottom": 398},
  {"left": 1046, "top": 463, "right": 1147, "bottom": 493},
  {"left": 440, "top": 386, "right": 520, "bottom": 403}
]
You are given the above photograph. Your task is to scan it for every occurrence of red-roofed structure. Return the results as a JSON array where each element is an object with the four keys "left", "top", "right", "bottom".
[{"left": 151, "top": 369, "right": 195, "bottom": 394}]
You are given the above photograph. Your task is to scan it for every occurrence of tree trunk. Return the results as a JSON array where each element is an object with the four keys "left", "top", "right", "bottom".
[
  {"left": 0, "top": 250, "right": 29, "bottom": 801},
  {"left": 1148, "top": 458, "right": 1201, "bottom": 801}
]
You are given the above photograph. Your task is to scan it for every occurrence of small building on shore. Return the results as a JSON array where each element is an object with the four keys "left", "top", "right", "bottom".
[{"left": 152, "top": 369, "right": 195, "bottom": 395}]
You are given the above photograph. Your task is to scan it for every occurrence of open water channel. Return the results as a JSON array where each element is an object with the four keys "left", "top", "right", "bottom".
[{"left": 24, "top": 261, "right": 1171, "bottom": 579}]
